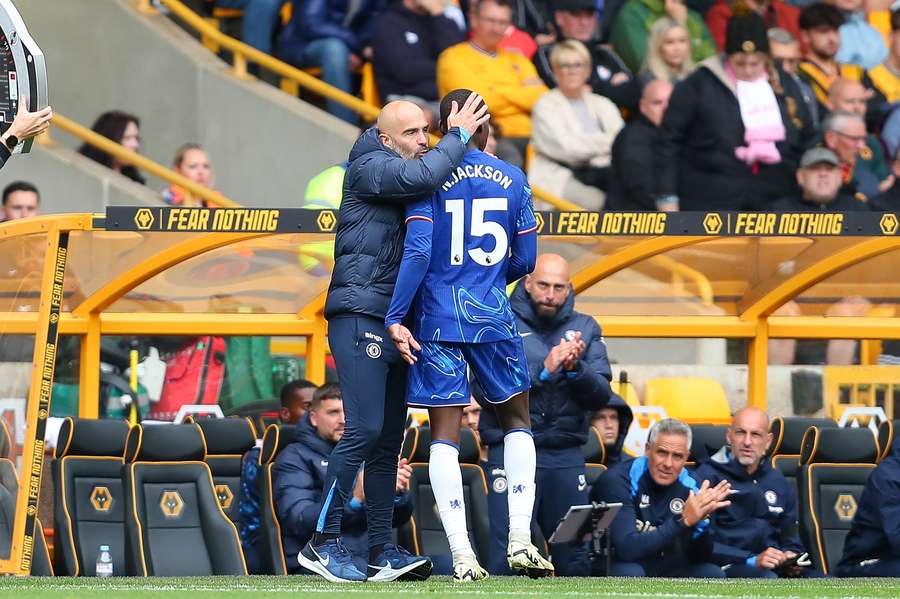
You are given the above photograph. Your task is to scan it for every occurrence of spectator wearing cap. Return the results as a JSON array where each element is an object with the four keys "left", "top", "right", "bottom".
[
  {"left": 770, "top": 146, "right": 869, "bottom": 210},
  {"left": 639, "top": 17, "right": 696, "bottom": 84},
  {"left": 820, "top": 109, "right": 884, "bottom": 200},
  {"left": 437, "top": 0, "right": 549, "bottom": 168},
  {"left": 529, "top": 40, "right": 625, "bottom": 209},
  {"left": 706, "top": 0, "right": 801, "bottom": 54},
  {"left": 825, "top": 79, "right": 891, "bottom": 198},
  {"left": 610, "top": 0, "right": 717, "bottom": 73},
  {"left": 607, "top": 79, "right": 674, "bottom": 210},
  {"left": 656, "top": 9, "right": 816, "bottom": 211},
  {"left": 533, "top": 0, "right": 641, "bottom": 110},
  {"left": 833, "top": 0, "right": 888, "bottom": 70},
  {"left": 871, "top": 147, "right": 900, "bottom": 210},
  {"left": 862, "top": 9, "right": 900, "bottom": 123},
  {"left": 371, "top": 0, "right": 466, "bottom": 120},
  {"left": 798, "top": 4, "right": 863, "bottom": 111}
]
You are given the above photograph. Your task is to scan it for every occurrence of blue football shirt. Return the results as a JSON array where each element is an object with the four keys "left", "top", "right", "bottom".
[{"left": 387, "top": 149, "right": 537, "bottom": 343}]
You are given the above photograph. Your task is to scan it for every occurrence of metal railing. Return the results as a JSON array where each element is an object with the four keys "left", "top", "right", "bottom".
[
  {"left": 137, "top": 0, "right": 582, "bottom": 211},
  {"left": 48, "top": 113, "right": 240, "bottom": 208}
]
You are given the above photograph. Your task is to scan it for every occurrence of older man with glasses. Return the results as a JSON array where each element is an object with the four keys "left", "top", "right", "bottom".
[{"left": 820, "top": 110, "right": 886, "bottom": 201}]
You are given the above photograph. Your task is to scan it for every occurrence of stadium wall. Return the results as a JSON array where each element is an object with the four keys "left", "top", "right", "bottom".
[
  {"left": 1, "top": 144, "right": 160, "bottom": 211},
  {"left": 16, "top": 0, "right": 357, "bottom": 208}
]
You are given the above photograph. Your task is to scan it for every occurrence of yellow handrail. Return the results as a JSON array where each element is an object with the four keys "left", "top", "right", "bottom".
[
  {"left": 145, "top": 0, "right": 582, "bottom": 211},
  {"left": 649, "top": 254, "right": 714, "bottom": 306},
  {"left": 51, "top": 113, "right": 240, "bottom": 209},
  {"left": 157, "top": 0, "right": 379, "bottom": 121}
]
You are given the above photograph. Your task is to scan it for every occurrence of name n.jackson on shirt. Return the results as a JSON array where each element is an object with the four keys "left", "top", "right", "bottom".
[{"left": 441, "top": 163, "right": 514, "bottom": 192}]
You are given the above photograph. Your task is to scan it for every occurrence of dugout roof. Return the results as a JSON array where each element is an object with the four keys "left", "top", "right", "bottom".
[{"left": 2, "top": 208, "right": 900, "bottom": 421}]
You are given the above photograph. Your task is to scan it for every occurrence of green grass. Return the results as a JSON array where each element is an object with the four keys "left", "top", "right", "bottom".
[{"left": 0, "top": 576, "right": 898, "bottom": 599}]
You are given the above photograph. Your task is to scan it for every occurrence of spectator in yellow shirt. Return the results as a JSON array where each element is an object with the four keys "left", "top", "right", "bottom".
[{"left": 437, "top": 0, "right": 548, "bottom": 167}]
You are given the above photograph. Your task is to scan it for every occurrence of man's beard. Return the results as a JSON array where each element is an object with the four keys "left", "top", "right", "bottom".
[
  {"left": 384, "top": 138, "right": 418, "bottom": 160},
  {"left": 736, "top": 453, "right": 759, "bottom": 467},
  {"left": 535, "top": 303, "right": 560, "bottom": 323}
]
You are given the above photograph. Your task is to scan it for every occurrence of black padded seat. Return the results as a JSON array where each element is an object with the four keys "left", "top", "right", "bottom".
[
  {"left": 52, "top": 417, "right": 129, "bottom": 576},
  {"left": 404, "top": 426, "right": 490, "bottom": 561},
  {"left": 123, "top": 423, "right": 247, "bottom": 576},
  {"left": 191, "top": 417, "right": 257, "bottom": 523},
  {"left": 257, "top": 423, "right": 297, "bottom": 575},
  {"left": 797, "top": 426, "right": 878, "bottom": 576}
]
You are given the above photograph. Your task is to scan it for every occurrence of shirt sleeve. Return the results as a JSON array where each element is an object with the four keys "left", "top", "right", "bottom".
[
  {"left": 384, "top": 199, "right": 434, "bottom": 328},
  {"left": 507, "top": 184, "right": 538, "bottom": 283}
]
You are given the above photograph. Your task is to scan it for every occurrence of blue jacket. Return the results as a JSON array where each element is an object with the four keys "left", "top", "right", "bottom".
[
  {"left": 603, "top": 393, "right": 634, "bottom": 466},
  {"left": 598, "top": 457, "right": 714, "bottom": 565},
  {"left": 837, "top": 440, "right": 900, "bottom": 571},
  {"left": 478, "top": 282, "right": 612, "bottom": 463},
  {"left": 278, "top": 0, "right": 386, "bottom": 62},
  {"left": 693, "top": 446, "right": 805, "bottom": 566},
  {"left": 323, "top": 127, "right": 468, "bottom": 321},
  {"left": 272, "top": 415, "right": 413, "bottom": 570},
  {"left": 238, "top": 446, "right": 262, "bottom": 571}
]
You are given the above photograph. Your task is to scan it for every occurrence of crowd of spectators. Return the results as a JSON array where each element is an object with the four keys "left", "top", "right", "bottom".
[
  {"left": 200, "top": 0, "right": 900, "bottom": 215},
  {"left": 29, "top": 0, "right": 897, "bottom": 220}
]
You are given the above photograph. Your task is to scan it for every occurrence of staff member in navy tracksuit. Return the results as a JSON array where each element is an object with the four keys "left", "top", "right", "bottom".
[
  {"left": 274, "top": 384, "right": 414, "bottom": 573},
  {"left": 302, "top": 97, "right": 489, "bottom": 582},
  {"left": 694, "top": 407, "right": 809, "bottom": 578},
  {"left": 478, "top": 253, "right": 613, "bottom": 576},
  {"left": 596, "top": 418, "right": 732, "bottom": 577},
  {"left": 836, "top": 436, "right": 900, "bottom": 577}
]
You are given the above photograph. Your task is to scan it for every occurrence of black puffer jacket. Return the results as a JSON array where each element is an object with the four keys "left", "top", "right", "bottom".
[
  {"left": 324, "top": 127, "right": 467, "bottom": 321},
  {"left": 657, "top": 56, "right": 816, "bottom": 210},
  {"left": 478, "top": 282, "right": 612, "bottom": 450}
]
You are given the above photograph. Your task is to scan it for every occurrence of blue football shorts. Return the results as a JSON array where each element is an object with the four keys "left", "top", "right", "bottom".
[{"left": 406, "top": 336, "right": 530, "bottom": 408}]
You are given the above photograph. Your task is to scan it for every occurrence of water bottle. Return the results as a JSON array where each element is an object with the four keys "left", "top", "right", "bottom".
[{"left": 96, "top": 545, "right": 113, "bottom": 578}]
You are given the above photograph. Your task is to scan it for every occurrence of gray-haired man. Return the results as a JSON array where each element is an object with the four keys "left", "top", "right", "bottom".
[{"left": 592, "top": 418, "right": 732, "bottom": 577}]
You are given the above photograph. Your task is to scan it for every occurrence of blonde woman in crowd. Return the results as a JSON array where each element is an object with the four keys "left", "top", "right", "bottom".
[
  {"left": 641, "top": 17, "right": 696, "bottom": 84},
  {"left": 162, "top": 143, "right": 219, "bottom": 207},
  {"left": 529, "top": 40, "right": 624, "bottom": 210}
]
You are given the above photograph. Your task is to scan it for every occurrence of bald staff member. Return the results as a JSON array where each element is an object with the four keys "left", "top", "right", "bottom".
[{"left": 298, "top": 96, "right": 489, "bottom": 583}]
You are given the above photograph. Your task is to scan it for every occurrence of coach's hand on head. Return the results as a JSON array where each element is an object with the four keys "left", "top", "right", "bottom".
[
  {"left": 445, "top": 93, "right": 490, "bottom": 136},
  {"left": 682, "top": 479, "right": 731, "bottom": 527}
]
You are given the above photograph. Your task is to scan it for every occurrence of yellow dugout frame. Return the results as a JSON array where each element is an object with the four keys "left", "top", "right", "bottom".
[{"left": 2, "top": 207, "right": 900, "bottom": 574}]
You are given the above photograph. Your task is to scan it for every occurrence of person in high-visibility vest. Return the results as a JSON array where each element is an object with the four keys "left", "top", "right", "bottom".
[{"left": 299, "top": 163, "right": 347, "bottom": 276}]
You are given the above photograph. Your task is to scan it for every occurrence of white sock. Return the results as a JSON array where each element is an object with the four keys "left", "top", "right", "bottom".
[
  {"left": 504, "top": 429, "right": 536, "bottom": 542},
  {"left": 429, "top": 442, "right": 474, "bottom": 559}
]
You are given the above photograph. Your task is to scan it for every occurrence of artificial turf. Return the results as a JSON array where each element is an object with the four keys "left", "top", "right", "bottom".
[{"left": 0, "top": 575, "right": 898, "bottom": 599}]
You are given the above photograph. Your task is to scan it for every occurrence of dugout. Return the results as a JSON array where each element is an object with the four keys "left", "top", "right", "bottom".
[{"left": 1, "top": 207, "right": 900, "bottom": 574}]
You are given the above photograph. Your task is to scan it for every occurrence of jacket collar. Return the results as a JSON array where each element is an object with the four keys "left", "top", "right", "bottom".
[
  {"left": 295, "top": 414, "right": 338, "bottom": 456},
  {"left": 699, "top": 55, "right": 737, "bottom": 97},
  {"left": 710, "top": 445, "right": 770, "bottom": 480}
]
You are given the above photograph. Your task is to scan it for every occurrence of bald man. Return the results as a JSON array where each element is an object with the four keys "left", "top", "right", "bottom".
[
  {"left": 305, "top": 96, "right": 489, "bottom": 583},
  {"left": 477, "top": 253, "right": 613, "bottom": 576},
  {"left": 694, "top": 408, "right": 810, "bottom": 578},
  {"left": 825, "top": 78, "right": 891, "bottom": 201},
  {"left": 607, "top": 79, "right": 673, "bottom": 211}
]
